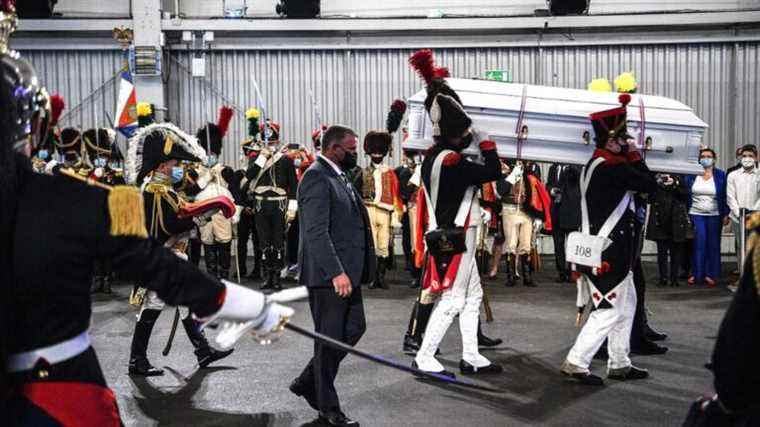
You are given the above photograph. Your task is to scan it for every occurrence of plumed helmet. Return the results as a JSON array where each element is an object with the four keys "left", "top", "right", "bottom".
[{"left": 590, "top": 94, "right": 633, "bottom": 147}]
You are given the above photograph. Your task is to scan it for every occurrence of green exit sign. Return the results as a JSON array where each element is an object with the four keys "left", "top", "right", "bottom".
[{"left": 484, "top": 70, "right": 513, "bottom": 82}]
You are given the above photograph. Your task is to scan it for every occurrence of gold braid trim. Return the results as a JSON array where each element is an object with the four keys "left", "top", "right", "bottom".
[
  {"left": 145, "top": 183, "right": 183, "bottom": 238},
  {"left": 108, "top": 186, "right": 148, "bottom": 238}
]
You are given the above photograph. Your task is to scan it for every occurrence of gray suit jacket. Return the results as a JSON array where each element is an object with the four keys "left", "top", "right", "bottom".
[{"left": 297, "top": 157, "right": 376, "bottom": 289}]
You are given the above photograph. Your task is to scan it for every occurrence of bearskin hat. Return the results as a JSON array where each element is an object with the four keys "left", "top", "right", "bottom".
[{"left": 364, "top": 130, "right": 393, "bottom": 157}]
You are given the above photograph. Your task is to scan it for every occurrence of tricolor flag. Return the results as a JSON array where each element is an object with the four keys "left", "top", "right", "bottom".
[{"left": 115, "top": 50, "right": 138, "bottom": 138}]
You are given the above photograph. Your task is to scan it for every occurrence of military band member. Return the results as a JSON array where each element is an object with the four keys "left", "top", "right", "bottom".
[
  {"left": 233, "top": 108, "right": 263, "bottom": 280},
  {"left": 126, "top": 117, "right": 235, "bottom": 376},
  {"left": 283, "top": 141, "right": 316, "bottom": 279},
  {"left": 396, "top": 148, "right": 422, "bottom": 288},
  {"left": 196, "top": 106, "right": 238, "bottom": 280},
  {"left": 495, "top": 160, "right": 553, "bottom": 287},
  {"left": 245, "top": 119, "right": 298, "bottom": 291},
  {"left": 0, "top": 8, "right": 294, "bottom": 421},
  {"left": 409, "top": 49, "right": 503, "bottom": 377},
  {"left": 359, "top": 101, "right": 406, "bottom": 289},
  {"left": 560, "top": 93, "right": 657, "bottom": 385}
]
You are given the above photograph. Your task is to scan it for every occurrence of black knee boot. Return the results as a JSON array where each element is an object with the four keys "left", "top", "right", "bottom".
[
  {"left": 403, "top": 302, "right": 420, "bottom": 353},
  {"left": 411, "top": 303, "right": 435, "bottom": 348},
  {"left": 181, "top": 316, "right": 234, "bottom": 368},
  {"left": 376, "top": 257, "right": 388, "bottom": 289},
  {"left": 477, "top": 316, "right": 503, "bottom": 347},
  {"left": 203, "top": 244, "right": 218, "bottom": 277},
  {"left": 217, "top": 242, "right": 231, "bottom": 280},
  {"left": 505, "top": 254, "right": 517, "bottom": 287},
  {"left": 129, "top": 309, "right": 164, "bottom": 376},
  {"left": 521, "top": 254, "right": 535, "bottom": 287}
]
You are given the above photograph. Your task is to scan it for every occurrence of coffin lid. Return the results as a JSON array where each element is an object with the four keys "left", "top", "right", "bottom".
[{"left": 408, "top": 78, "right": 708, "bottom": 130}]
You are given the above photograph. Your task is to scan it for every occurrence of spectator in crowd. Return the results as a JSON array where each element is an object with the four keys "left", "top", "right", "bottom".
[
  {"left": 647, "top": 174, "right": 690, "bottom": 287},
  {"left": 685, "top": 148, "right": 729, "bottom": 287},
  {"left": 726, "top": 144, "right": 760, "bottom": 277},
  {"left": 725, "top": 146, "right": 744, "bottom": 177}
]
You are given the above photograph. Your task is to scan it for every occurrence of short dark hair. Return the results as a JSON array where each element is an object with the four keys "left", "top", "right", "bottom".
[
  {"left": 322, "top": 125, "right": 357, "bottom": 150},
  {"left": 740, "top": 144, "right": 757, "bottom": 156},
  {"left": 699, "top": 148, "right": 716, "bottom": 159}
]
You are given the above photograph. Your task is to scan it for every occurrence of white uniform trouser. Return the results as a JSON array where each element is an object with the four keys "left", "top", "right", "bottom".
[
  {"left": 415, "top": 226, "right": 491, "bottom": 372},
  {"left": 566, "top": 271, "right": 637, "bottom": 371}
]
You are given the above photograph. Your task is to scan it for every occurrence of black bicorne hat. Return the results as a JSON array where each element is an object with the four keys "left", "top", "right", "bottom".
[{"left": 83, "top": 128, "right": 116, "bottom": 160}]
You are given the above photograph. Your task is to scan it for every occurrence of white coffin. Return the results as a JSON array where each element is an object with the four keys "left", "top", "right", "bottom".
[{"left": 406, "top": 78, "right": 708, "bottom": 175}]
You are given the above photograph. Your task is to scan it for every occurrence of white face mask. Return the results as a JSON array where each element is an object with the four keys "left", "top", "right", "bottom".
[{"left": 741, "top": 157, "right": 756, "bottom": 169}]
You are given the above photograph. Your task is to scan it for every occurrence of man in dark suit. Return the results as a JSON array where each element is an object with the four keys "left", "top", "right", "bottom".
[
  {"left": 547, "top": 163, "right": 571, "bottom": 283},
  {"left": 290, "top": 125, "right": 375, "bottom": 427}
]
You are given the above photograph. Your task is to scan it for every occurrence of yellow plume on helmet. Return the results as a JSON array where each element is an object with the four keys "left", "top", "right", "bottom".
[{"left": 614, "top": 72, "right": 638, "bottom": 93}]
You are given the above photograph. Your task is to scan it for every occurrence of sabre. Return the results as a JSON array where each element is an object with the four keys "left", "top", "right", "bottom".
[
  {"left": 217, "top": 286, "right": 503, "bottom": 393},
  {"left": 284, "top": 323, "right": 503, "bottom": 393},
  {"left": 308, "top": 89, "right": 323, "bottom": 154},
  {"left": 251, "top": 77, "right": 270, "bottom": 146}
]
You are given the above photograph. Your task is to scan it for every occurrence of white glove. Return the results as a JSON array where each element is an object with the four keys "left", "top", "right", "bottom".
[
  {"left": 44, "top": 160, "right": 59, "bottom": 175},
  {"left": 287, "top": 200, "right": 298, "bottom": 221},
  {"left": 202, "top": 282, "right": 303, "bottom": 349},
  {"left": 481, "top": 209, "right": 492, "bottom": 224},
  {"left": 506, "top": 163, "right": 523, "bottom": 184}
]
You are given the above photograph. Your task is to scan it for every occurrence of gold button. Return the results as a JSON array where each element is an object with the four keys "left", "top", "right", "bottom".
[{"left": 38, "top": 370, "right": 49, "bottom": 379}]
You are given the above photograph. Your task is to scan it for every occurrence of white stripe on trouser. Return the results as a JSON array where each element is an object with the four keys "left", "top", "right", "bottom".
[
  {"left": 415, "top": 227, "right": 491, "bottom": 372},
  {"left": 566, "top": 271, "right": 637, "bottom": 371}
]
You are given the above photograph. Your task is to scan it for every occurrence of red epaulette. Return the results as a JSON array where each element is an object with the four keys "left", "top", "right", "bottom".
[{"left": 442, "top": 152, "right": 461, "bottom": 166}]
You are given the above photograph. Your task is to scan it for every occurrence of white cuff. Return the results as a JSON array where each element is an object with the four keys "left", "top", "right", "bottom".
[
  {"left": 202, "top": 280, "right": 266, "bottom": 326},
  {"left": 288, "top": 199, "right": 298, "bottom": 212}
]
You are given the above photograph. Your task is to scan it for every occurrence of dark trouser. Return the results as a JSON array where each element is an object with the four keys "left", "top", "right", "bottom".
[
  {"left": 297, "top": 287, "right": 366, "bottom": 413},
  {"left": 255, "top": 199, "right": 286, "bottom": 274},
  {"left": 552, "top": 228, "right": 567, "bottom": 275},
  {"left": 287, "top": 212, "right": 300, "bottom": 265},
  {"left": 401, "top": 211, "right": 420, "bottom": 278},
  {"left": 189, "top": 233, "right": 202, "bottom": 267},
  {"left": 630, "top": 258, "right": 648, "bottom": 346},
  {"left": 656, "top": 240, "right": 682, "bottom": 283},
  {"left": 204, "top": 242, "right": 232, "bottom": 279},
  {"left": 237, "top": 211, "right": 260, "bottom": 275}
]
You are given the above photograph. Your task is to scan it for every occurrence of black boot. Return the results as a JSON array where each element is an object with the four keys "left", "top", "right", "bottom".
[
  {"left": 477, "top": 317, "right": 503, "bottom": 347},
  {"left": 248, "top": 245, "right": 262, "bottom": 280},
  {"left": 128, "top": 309, "right": 164, "bottom": 376},
  {"left": 376, "top": 257, "right": 388, "bottom": 289},
  {"left": 182, "top": 316, "right": 234, "bottom": 368},
  {"left": 261, "top": 271, "right": 276, "bottom": 291},
  {"left": 403, "top": 302, "right": 420, "bottom": 354},
  {"left": 217, "top": 243, "right": 232, "bottom": 281},
  {"left": 504, "top": 254, "right": 517, "bottom": 287},
  {"left": 407, "top": 302, "right": 436, "bottom": 355},
  {"left": 272, "top": 271, "right": 283, "bottom": 291},
  {"left": 102, "top": 275, "right": 112, "bottom": 294},
  {"left": 203, "top": 244, "right": 218, "bottom": 278},
  {"left": 90, "top": 276, "right": 103, "bottom": 294},
  {"left": 521, "top": 254, "right": 535, "bottom": 287}
]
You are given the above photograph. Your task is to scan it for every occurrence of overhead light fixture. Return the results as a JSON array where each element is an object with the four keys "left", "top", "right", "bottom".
[
  {"left": 275, "top": 0, "right": 321, "bottom": 19},
  {"left": 547, "top": 0, "right": 590, "bottom": 16}
]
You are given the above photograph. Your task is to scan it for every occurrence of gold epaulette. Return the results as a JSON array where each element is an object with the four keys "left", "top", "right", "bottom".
[{"left": 108, "top": 186, "right": 148, "bottom": 238}]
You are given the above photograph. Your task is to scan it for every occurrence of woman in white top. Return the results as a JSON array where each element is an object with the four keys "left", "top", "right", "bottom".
[{"left": 685, "top": 148, "right": 729, "bottom": 287}]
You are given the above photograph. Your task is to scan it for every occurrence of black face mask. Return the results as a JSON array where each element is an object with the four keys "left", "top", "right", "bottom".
[
  {"left": 339, "top": 151, "right": 358, "bottom": 171},
  {"left": 459, "top": 133, "right": 473, "bottom": 151}
]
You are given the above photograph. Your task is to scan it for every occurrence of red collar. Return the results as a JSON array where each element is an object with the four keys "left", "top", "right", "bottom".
[{"left": 592, "top": 148, "right": 629, "bottom": 165}]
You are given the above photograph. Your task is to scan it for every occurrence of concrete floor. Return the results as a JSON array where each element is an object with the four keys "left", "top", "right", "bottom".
[{"left": 91, "top": 261, "right": 735, "bottom": 427}]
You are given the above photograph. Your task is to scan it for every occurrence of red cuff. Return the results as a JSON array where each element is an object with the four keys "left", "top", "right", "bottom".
[
  {"left": 626, "top": 151, "right": 642, "bottom": 162},
  {"left": 479, "top": 140, "right": 497, "bottom": 151}
]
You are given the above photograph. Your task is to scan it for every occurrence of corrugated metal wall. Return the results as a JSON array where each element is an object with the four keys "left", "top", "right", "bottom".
[
  {"left": 20, "top": 42, "right": 759, "bottom": 170},
  {"left": 21, "top": 50, "right": 124, "bottom": 131},
  {"left": 165, "top": 42, "right": 759, "bottom": 170}
]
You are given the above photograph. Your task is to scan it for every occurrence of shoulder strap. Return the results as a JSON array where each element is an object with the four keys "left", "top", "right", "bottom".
[
  {"left": 580, "top": 157, "right": 633, "bottom": 239},
  {"left": 422, "top": 150, "right": 475, "bottom": 230}
]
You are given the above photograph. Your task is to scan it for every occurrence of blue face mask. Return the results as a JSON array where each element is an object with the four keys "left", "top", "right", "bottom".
[
  {"left": 171, "top": 166, "right": 184, "bottom": 183},
  {"left": 93, "top": 157, "right": 107, "bottom": 168},
  {"left": 37, "top": 149, "right": 49, "bottom": 160},
  {"left": 699, "top": 157, "right": 714, "bottom": 168},
  {"left": 206, "top": 154, "right": 218, "bottom": 167}
]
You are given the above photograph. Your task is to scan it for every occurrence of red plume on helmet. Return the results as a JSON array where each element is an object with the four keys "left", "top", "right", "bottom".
[
  {"left": 217, "top": 106, "right": 234, "bottom": 138},
  {"left": 49, "top": 94, "right": 65, "bottom": 127}
]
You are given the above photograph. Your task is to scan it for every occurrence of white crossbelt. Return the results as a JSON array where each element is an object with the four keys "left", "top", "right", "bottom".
[{"left": 6, "top": 331, "right": 90, "bottom": 373}]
